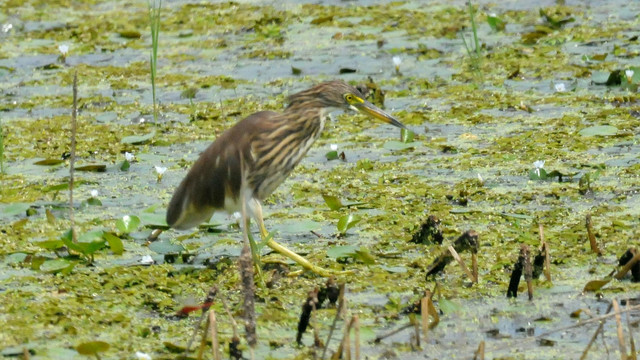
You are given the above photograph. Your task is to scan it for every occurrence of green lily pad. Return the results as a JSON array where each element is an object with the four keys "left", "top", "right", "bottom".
[
  {"left": 103, "top": 232, "right": 124, "bottom": 255},
  {"left": 353, "top": 247, "right": 376, "bottom": 265},
  {"left": 2, "top": 345, "right": 35, "bottom": 357},
  {"left": 75, "top": 341, "right": 110, "bottom": 356},
  {"left": 326, "top": 245, "right": 358, "bottom": 259},
  {"left": 579, "top": 125, "right": 618, "bottom": 137},
  {"left": 500, "top": 212, "right": 533, "bottom": 220},
  {"left": 40, "top": 259, "right": 75, "bottom": 274},
  {"left": 34, "top": 159, "right": 64, "bottom": 166},
  {"left": 116, "top": 215, "right": 141, "bottom": 233},
  {"left": 121, "top": 131, "right": 155, "bottom": 145},
  {"left": 4, "top": 252, "right": 28, "bottom": 265},
  {"left": 75, "top": 164, "right": 107, "bottom": 172},
  {"left": 277, "top": 219, "right": 322, "bottom": 234},
  {"left": 2, "top": 203, "right": 31, "bottom": 216},
  {"left": 87, "top": 197, "right": 102, "bottom": 206},
  {"left": 400, "top": 128, "right": 414, "bottom": 143},
  {"left": 325, "top": 150, "right": 339, "bottom": 160},
  {"left": 59, "top": 229, "right": 107, "bottom": 256},
  {"left": 383, "top": 140, "right": 416, "bottom": 151},
  {"left": 34, "top": 239, "right": 65, "bottom": 250},
  {"left": 583, "top": 278, "right": 611, "bottom": 292},
  {"left": 139, "top": 212, "right": 169, "bottom": 228},
  {"left": 379, "top": 265, "right": 408, "bottom": 273},
  {"left": 487, "top": 14, "right": 506, "bottom": 32},
  {"left": 439, "top": 298, "right": 462, "bottom": 314},
  {"left": 78, "top": 230, "right": 105, "bottom": 243},
  {"left": 120, "top": 160, "right": 130, "bottom": 171},
  {"left": 322, "top": 194, "right": 343, "bottom": 211},
  {"left": 337, "top": 214, "right": 361, "bottom": 234},
  {"left": 149, "top": 240, "right": 185, "bottom": 254}
]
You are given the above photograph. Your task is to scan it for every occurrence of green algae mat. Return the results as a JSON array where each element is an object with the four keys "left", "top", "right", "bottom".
[{"left": 1, "top": 0, "right": 639, "bottom": 359}]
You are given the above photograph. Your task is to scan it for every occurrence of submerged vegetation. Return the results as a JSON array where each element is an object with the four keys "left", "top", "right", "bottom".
[{"left": 1, "top": 0, "right": 639, "bottom": 359}]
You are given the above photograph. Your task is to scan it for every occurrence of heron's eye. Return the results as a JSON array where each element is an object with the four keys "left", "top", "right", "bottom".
[{"left": 344, "top": 94, "right": 355, "bottom": 103}]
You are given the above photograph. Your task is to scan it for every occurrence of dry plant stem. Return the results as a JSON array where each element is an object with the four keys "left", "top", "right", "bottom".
[
  {"left": 353, "top": 315, "right": 360, "bottom": 360},
  {"left": 187, "top": 314, "right": 206, "bottom": 354},
  {"left": 185, "top": 287, "right": 217, "bottom": 353},
  {"left": 425, "top": 290, "right": 440, "bottom": 329},
  {"left": 209, "top": 310, "right": 221, "bottom": 360},
  {"left": 612, "top": 299, "right": 628, "bottom": 360},
  {"left": 626, "top": 302, "right": 637, "bottom": 360},
  {"left": 473, "top": 341, "right": 485, "bottom": 360},
  {"left": 322, "top": 284, "right": 346, "bottom": 360},
  {"left": 331, "top": 317, "right": 353, "bottom": 360},
  {"left": 582, "top": 303, "right": 613, "bottom": 360},
  {"left": 615, "top": 251, "right": 640, "bottom": 280},
  {"left": 312, "top": 301, "right": 322, "bottom": 348},
  {"left": 69, "top": 71, "right": 78, "bottom": 243},
  {"left": 421, "top": 296, "right": 429, "bottom": 342},
  {"left": 522, "top": 245, "right": 533, "bottom": 301},
  {"left": 196, "top": 316, "right": 209, "bottom": 360},
  {"left": 221, "top": 298, "right": 239, "bottom": 339},
  {"left": 412, "top": 314, "right": 420, "bottom": 348},
  {"left": 580, "top": 325, "right": 603, "bottom": 360},
  {"left": 373, "top": 323, "right": 413, "bottom": 343},
  {"left": 539, "top": 223, "right": 552, "bottom": 282},
  {"left": 586, "top": 214, "right": 602, "bottom": 256},
  {"left": 472, "top": 253, "right": 478, "bottom": 283},
  {"left": 341, "top": 315, "right": 353, "bottom": 360},
  {"left": 447, "top": 245, "right": 476, "bottom": 283}
]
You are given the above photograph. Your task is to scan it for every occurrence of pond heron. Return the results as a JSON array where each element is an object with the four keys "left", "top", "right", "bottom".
[{"left": 166, "top": 80, "right": 406, "bottom": 276}]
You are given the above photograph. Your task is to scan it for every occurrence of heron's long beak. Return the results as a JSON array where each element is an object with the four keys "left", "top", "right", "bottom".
[{"left": 353, "top": 101, "right": 407, "bottom": 130}]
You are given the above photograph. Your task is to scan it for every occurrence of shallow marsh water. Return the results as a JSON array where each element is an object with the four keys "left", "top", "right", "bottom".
[{"left": 1, "top": 0, "right": 639, "bottom": 359}]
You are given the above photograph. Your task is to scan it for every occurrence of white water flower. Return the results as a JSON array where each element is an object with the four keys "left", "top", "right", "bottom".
[
  {"left": 154, "top": 166, "right": 167, "bottom": 175},
  {"left": 58, "top": 44, "right": 69, "bottom": 56},
  {"left": 533, "top": 160, "right": 545, "bottom": 177},
  {"left": 2, "top": 23, "right": 12, "bottom": 33},
  {"left": 330, "top": 144, "right": 338, "bottom": 151},
  {"left": 90, "top": 189, "right": 99, "bottom": 198},
  {"left": 139, "top": 255, "right": 154, "bottom": 265},
  {"left": 554, "top": 83, "right": 566, "bottom": 92},
  {"left": 135, "top": 352, "right": 152, "bottom": 360},
  {"left": 625, "top": 69, "right": 634, "bottom": 82},
  {"left": 392, "top": 56, "right": 402, "bottom": 73},
  {"left": 124, "top": 152, "right": 134, "bottom": 161},
  {"left": 477, "top": 173, "right": 483, "bottom": 183}
]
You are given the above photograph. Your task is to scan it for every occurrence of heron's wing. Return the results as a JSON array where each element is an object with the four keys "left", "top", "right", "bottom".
[{"left": 166, "top": 111, "right": 278, "bottom": 230}]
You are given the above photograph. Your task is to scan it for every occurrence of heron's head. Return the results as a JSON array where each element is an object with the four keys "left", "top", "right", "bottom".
[{"left": 288, "top": 80, "right": 407, "bottom": 129}]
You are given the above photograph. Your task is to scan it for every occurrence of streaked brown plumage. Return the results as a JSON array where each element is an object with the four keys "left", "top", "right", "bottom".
[{"left": 166, "top": 80, "right": 406, "bottom": 276}]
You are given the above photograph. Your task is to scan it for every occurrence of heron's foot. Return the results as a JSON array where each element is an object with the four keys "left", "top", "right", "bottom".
[
  {"left": 264, "top": 238, "right": 351, "bottom": 278},
  {"left": 146, "top": 228, "right": 163, "bottom": 243}
]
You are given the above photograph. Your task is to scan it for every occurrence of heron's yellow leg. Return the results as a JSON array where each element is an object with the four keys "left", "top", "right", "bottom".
[{"left": 252, "top": 201, "right": 348, "bottom": 277}]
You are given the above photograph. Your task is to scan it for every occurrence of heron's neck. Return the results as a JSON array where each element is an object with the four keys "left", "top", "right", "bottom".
[{"left": 283, "top": 103, "right": 328, "bottom": 140}]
